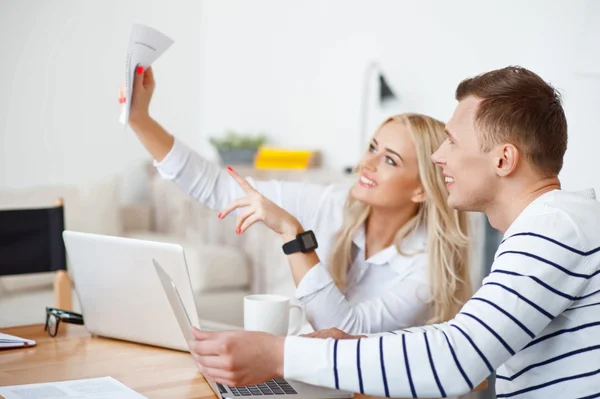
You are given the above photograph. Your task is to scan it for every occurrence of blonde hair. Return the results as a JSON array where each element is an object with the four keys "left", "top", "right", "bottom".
[{"left": 329, "top": 114, "right": 471, "bottom": 323}]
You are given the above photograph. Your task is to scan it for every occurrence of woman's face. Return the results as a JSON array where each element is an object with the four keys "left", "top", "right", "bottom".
[{"left": 350, "top": 121, "right": 424, "bottom": 210}]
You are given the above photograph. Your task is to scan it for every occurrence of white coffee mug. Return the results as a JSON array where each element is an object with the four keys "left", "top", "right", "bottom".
[{"left": 244, "top": 294, "right": 304, "bottom": 336}]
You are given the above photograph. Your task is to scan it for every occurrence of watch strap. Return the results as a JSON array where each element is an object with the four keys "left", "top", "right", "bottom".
[{"left": 282, "top": 237, "right": 303, "bottom": 255}]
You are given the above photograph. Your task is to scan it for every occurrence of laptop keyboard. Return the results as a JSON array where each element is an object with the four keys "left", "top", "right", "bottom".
[{"left": 218, "top": 378, "right": 298, "bottom": 396}]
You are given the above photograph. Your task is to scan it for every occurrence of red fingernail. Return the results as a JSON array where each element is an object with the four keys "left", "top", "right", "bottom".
[
  {"left": 137, "top": 66, "right": 144, "bottom": 74},
  {"left": 217, "top": 213, "right": 222, "bottom": 218},
  {"left": 227, "top": 166, "right": 233, "bottom": 172},
  {"left": 236, "top": 228, "right": 240, "bottom": 234}
]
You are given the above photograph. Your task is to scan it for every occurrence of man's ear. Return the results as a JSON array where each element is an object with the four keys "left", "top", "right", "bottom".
[
  {"left": 411, "top": 186, "right": 426, "bottom": 203},
  {"left": 495, "top": 144, "right": 519, "bottom": 177}
]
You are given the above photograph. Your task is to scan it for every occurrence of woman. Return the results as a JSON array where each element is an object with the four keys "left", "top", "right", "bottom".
[{"left": 119, "top": 66, "right": 471, "bottom": 334}]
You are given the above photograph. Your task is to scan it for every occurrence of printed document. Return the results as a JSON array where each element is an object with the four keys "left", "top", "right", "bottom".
[
  {"left": 119, "top": 24, "right": 174, "bottom": 125},
  {"left": 0, "top": 377, "right": 147, "bottom": 399}
]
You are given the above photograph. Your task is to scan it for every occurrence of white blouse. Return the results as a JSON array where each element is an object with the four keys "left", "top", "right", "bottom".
[{"left": 155, "top": 138, "right": 431, "bottom": 334}]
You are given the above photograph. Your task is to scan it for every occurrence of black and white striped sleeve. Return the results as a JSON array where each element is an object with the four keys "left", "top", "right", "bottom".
[{"left": 283, "top": 213, "right": 593, "bottom": 397}]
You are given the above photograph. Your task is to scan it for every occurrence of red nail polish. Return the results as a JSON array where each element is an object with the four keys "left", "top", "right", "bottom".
[
  {"left": 217, "top": 213, "right": 222, "bottom": 218},
  {"left": 236, "top": 228, "right": 240, "bottom": 234},
  {"left": 227, "top": 166, "right": 233, "bottom": 172},
  {"left": 137, "top": 66, "right": 144, "bottom": 74}
]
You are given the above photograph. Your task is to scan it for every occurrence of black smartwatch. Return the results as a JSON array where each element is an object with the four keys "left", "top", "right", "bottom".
[{"left": 282, "top": 230, "right": 318, "bottom": 255}]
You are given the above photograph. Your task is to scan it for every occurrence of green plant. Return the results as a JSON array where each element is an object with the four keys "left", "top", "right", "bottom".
[{"left": 209, "top": 129, "right": 267, "bottom": 149}]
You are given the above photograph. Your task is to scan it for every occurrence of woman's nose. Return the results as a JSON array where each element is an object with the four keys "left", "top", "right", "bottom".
[{"left": 361, "top": 154, "right": 378, "bottom": 171}]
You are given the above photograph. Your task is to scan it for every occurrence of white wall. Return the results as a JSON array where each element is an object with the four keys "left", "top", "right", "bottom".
[
  {"left": 0, "top": 0, "right": 205, "bottom": 202},
  {"left": 197, "top": 0, "right": 600, "bottom": 190},
  {"left": 1, "top": 0, "right": 600, "bottom": 201}
]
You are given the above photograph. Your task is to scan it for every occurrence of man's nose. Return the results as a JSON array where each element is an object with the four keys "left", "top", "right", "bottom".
[{"left": 431, "top": 144, "right": 445, "bottom": 165}]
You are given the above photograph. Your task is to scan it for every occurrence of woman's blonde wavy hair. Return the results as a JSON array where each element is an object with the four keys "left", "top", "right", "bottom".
[{"left": 329, "top": 113, "right": 471, "bottom": 323}]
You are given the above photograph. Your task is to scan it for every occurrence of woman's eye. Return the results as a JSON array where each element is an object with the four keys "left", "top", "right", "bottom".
[
  {"left": 385, "top": 156, "right": 397, "bottom": 166},
  {"left": 368, "top": 144, "right": 377, "bottom": 153}
]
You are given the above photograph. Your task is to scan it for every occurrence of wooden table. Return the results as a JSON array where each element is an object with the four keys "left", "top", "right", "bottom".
[
  {"left": 0, "top": 324, "right": 487, "bottom": 398},
  {"left": 0, "top": 324, "right": 214, "bottom": 398}
]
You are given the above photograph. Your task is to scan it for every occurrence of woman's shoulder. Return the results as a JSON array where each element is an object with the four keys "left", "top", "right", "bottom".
[
  {"left": 386, "top": 251, "right": 429, "bottom": 283},
  {"left": 398, "top": 224, "right": 428, "bottom": 253},
  {"left": 389, "top": 249, "right": 428, "bottom": 268},
  {"left": 388, "top": 227, "right": 429, "bottom": 276},
  {"left": 323, "top": 183, "right": 353, "bottom": 205}
]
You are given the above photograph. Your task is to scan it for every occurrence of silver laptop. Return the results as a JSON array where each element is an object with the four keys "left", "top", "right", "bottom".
[
  {"left": 153, "top": 259, "right": 353, "bottom": 399},
  {"left": 63, "top": 231, "right": 240, "bottom": 352}
]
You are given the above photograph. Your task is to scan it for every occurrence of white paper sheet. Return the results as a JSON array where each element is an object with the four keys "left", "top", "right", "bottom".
[
  {"left": 0, "top": 332, "right": 36, "bottom": 349},
  {"left": 119, "top": 24, "right": 174, "bottom": 125},
  {"left": 0, "top": 377, "right": 147, "bottom": 399}
]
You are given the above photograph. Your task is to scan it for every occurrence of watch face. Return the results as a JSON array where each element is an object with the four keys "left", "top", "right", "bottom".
[{"left": 300, "top": 231, "right": 316, "bottom": 249}]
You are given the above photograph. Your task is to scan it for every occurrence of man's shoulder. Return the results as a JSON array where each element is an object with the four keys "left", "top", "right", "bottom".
[
  {"left": 503, "top": 189, "right": 600, "bottom": 256},
  {"left": 548, "top": 189, "right": 600, "bottom": 241}
]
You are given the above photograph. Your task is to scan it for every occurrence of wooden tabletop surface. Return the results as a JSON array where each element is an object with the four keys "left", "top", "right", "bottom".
[
  {"left": 0, "top": 324, "right": 215, "bottom": 398},
  {"left": 0, "top": 324, "right": 487, "bottom": 398}
]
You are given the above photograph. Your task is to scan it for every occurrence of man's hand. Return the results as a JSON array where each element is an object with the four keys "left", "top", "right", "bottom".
[
  {"left": 301, "top": 327, "right": 366, "bottom": 340},
  {"left": 189, "top": 328, "right": 285, "bottom": 387}
]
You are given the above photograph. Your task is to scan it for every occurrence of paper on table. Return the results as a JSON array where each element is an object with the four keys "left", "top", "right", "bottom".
[
  {"left": 119, "top": 24, "right": 174, "bottom": 126},
  {"left": 0, "top": 332, "right": 36, "bottom": 349},
  {"left": 0, "top": 377, "right": 147, "bottom": 399}
]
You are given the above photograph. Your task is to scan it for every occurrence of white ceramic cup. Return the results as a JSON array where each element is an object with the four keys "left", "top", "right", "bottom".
[{"left": 244, "top": 294, "right": 304, "bottom": 336}]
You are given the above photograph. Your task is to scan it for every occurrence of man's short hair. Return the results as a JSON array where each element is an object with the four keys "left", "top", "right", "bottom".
[{"left": 456, "top": 66, "right": 567, "bottom": 176}]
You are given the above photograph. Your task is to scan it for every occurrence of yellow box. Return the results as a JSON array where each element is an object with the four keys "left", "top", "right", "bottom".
[{"left": 254, "top": 148, "right": 319, "bottom": 169}]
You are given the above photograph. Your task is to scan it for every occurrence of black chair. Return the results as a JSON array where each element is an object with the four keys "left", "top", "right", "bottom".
[{"left": 0, "top": 198, "right": 72, "bottom": 310}]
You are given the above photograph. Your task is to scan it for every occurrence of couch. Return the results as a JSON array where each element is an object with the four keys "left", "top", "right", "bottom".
[
  {"left": 0, "top": 175, "right": 248, "bottom": 328},
  {"left": 0, "top": 165, "right": 353, "bottom": 329}
]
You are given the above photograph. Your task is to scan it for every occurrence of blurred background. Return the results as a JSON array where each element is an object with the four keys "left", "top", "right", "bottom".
[
  {"left": 1, "top": 0, "right": 599, "bottom": 200},
  {"left": 1, "top": 2, "right": 599, "bottom": 397}
]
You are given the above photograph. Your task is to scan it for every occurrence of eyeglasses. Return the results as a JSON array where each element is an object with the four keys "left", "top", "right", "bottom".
[{"left": 44, "top": 307, "right": 84, "bottom": 337}]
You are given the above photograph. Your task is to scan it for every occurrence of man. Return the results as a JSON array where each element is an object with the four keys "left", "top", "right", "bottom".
[{"left": 189, "top": 66, "right": 600, "bottom": 398}]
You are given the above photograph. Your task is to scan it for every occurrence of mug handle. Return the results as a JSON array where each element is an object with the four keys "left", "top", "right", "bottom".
[{"left": 288, "top": 304, "right": 304, "bottom": 336}]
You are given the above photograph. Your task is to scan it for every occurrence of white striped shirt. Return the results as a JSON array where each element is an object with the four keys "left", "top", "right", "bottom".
[{"left": 284, "top": 189, "right": 600, "bottom": 398}]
